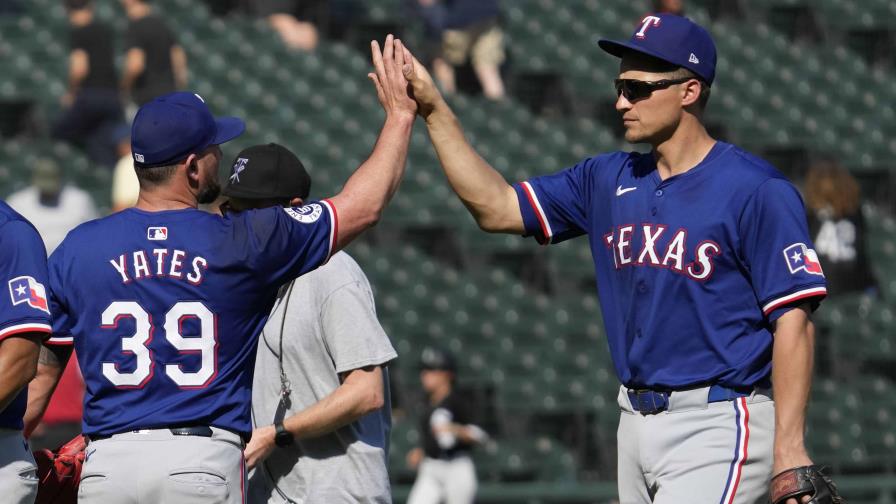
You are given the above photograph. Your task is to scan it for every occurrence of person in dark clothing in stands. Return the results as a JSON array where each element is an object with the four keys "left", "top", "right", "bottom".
[
  {"left": 52, "top": 0, "right": 123, "bottom": 167},
  {"left": 438, "top": 0, "right": 505, "bottom": 100},
  {"left": 405, "top": 348, "right": 487, "bottom": 504},
  {"left": 804, "top": 156, "right": 877, "bottom": 295},
  {"left": 120, "top": 0, "right": 188, "bottom": 106}
]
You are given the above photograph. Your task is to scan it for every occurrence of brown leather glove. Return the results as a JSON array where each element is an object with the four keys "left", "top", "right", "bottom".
[{"left": 770, "top": 465, "right": 844, "bottom": 504}]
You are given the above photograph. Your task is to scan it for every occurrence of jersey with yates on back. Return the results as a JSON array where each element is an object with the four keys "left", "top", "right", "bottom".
[
  {"left": 46, "top": 202, "right": 336, "bottom": 437},
  {"left": 0, "top": 200, "right": 52, "bottom": 430}
]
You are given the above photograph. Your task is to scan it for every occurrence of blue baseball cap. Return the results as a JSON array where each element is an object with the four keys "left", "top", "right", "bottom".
[
  {"left": 131, "top": 92, "right": 245, "bottom": 168},
  {"left": 598, "top": 14, "right": 717, "bottom": 85}
]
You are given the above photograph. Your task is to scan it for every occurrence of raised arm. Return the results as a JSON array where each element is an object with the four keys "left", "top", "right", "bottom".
[
  {"left": 402, "top": 48, "right": 524, "bottom": 234},
  {"left": 324, "top": 35, "right": 417, "bottom": 252}
]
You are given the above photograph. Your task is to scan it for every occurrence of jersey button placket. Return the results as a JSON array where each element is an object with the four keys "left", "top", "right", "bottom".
[{"left": 650, "top": 186, "right": 666, "bottom": 216}]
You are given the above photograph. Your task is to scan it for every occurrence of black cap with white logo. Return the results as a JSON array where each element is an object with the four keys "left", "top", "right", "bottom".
[{"left": 222, "top": 143, "right": 311, "bottom": 200}]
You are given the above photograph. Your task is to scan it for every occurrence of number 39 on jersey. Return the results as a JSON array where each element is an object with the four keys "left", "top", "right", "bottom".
[{"left": 101, "top": 301, "right": 218, "bottom": 388}]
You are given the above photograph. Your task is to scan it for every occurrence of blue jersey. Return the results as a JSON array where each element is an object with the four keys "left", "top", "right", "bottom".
[
  {"left": 47, "top": 202, "right": 337, "bottom": 436},
  {"left": 514, "top": 142, "right": 826, "bottom": 389},
  {"left": 0, "top": 201, "right": 52, "bottom": 430}
]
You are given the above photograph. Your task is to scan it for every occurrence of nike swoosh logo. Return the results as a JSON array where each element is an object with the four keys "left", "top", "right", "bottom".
[{"left": 616, "top": 185, "right": 637, "bottom": 196}]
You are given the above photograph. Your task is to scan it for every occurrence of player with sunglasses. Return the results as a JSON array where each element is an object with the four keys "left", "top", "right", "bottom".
[{"left": 398, "top": 12, "right": 841, "bottom": 504}]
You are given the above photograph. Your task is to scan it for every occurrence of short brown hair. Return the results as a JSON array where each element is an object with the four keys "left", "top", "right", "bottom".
[
  {"left": 135, "top": 163, "right": 178, "bottom": 189},
  {"left": 667, "top": 67, "right": 711, "bottom": 110}
]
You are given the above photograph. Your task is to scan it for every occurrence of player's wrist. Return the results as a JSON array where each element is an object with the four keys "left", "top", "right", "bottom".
[
  {"left": 385, "top": 110, "right": 417, "bottom": 124},
  {"left": 423, "top": 98, "right": 452, "bottom": 125},
  {"left": 274, "top": 421, "right": 294, "bottom": 447}
]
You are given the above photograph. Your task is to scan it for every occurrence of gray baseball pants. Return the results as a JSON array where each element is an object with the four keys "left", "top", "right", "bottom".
[
  {"left": 0, "top": 429, "right": 38, "bottom": 504},
  {"left": 616, "top": 386, "right": 774, "bottom": 504},
  {"left": 79, "top": 427, "right": 246, "bottom": 504}
]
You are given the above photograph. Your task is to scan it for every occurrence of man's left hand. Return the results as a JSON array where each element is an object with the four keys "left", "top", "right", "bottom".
[
  {"left": 773, "top": 447, "right": 815, "bottom": 504},
  {"left": 244, "top": 425, "right": 277, "bottom": 471}
]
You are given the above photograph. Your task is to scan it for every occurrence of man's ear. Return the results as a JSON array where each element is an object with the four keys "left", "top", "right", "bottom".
[
  {"left": 183, "top": 154, "right": 201, "bottom": 184},
  {"left": 681, "top": 79, "right": 702, "bottom": 108},
  {"left": 289, "top": 197, "right": 304, "bottom": 207}
]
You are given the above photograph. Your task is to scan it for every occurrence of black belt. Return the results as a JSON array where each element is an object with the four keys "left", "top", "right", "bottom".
[{"left": 89, "top": 426, "right": 217, "bottom": 442}]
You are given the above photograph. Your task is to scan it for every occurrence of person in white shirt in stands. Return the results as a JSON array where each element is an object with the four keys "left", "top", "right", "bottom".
[{"left": 6, "top": 158, "right": 98, "bottom": 254}]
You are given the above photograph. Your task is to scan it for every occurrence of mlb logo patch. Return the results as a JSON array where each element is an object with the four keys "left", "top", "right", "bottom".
[
  {"left": 8, "top": 276, "right": 50, "bottom": 314},
  {"left": 148, "top": 227, "right": 168, "bottom": 240},
  {"left": 783, "top": 243, "right": 824, "bottom": 276}
]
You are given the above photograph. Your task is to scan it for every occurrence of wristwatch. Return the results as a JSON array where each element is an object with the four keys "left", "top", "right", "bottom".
[{"left": 274, "top": 422, "right": 294, "bottom": 447}]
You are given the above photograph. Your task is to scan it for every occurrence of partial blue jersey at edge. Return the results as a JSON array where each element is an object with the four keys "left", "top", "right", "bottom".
[
  {"left": 46, "top": 202, "right": 336, "bottom": 436},
  {"left": 0, "top": 200, "right": 52, "bottom": 430},
  {"left": 513, "top": 142, "right": 826, "bottom": 389}
]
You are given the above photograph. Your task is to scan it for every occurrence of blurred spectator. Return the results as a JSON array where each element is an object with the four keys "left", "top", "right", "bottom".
[
  {"left": 652, "top": 0, "right": 685, "bottom": 15},
  {"left": 120, "top": 0, "right": 188, "bottom": 106},
  {"left": 111, "top": 124, "right": 140, "bottom": 211},
  {"left": 51, "top": 0, "right": 123, "bottom": 168},
  {"left": 242, "top": 0, "right": 319, "bottom": 51},
  {"left": 406, "top": 348, "right": 487, "bottom": 504},
  {"left": 428, "top": 0, "right": 505, "bottom": 100},
  {"left": 6, "top": 158, "right": 98, "bottom": 255},
  {"left": 406, "top": 0, "right": 454, "bottom": 99},
  {"left": 804, "top": 156, "right": 877, "bottom": 295}
]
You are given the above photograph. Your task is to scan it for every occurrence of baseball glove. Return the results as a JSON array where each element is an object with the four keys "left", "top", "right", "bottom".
[
  {"left": 33, "top": 434, "right": 87, "bottom": 504},
  {"left": 770, "top": 465, "right": 844, "bottom": 504}
]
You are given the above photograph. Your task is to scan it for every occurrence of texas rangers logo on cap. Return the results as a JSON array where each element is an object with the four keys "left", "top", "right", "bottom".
[
  {"left": 147, "top": 227, "right": 168, "bottom": 240},
  {"left": 8, "top": 276, "right": 50, "bottom": 313},
  {"left": 783, "top": 243, "right": 824, "bottom": 276},
  {"left": 635, "top": 15, "right": 661, "bottom": 38},
  {"left": 230, "top": 157, "right": 248, "bottom": 184}
]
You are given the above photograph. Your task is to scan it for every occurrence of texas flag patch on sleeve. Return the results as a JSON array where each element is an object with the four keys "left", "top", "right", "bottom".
[
  {"left": 8, "top": 276, "right": 50, "bottom": 313},
  {"left": 783, "top": 243, "right": 824, "bottom": 276}
]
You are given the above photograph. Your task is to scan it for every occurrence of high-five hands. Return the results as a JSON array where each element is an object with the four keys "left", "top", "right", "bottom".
[
  {"left": 368, "top": 34, "right": 417, "bottom": 120},
  {"left": 398, "top": 45, "right": 444, "bottom": 120}
]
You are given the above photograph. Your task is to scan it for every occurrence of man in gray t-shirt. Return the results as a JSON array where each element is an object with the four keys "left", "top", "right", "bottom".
[{"left": 221, "top": 143, "right": 397, "bottom": 503}]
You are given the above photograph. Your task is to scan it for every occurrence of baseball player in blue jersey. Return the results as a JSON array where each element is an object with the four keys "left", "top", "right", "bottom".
[
  {"left": 399, "top": 14, "right": 842, "bottom": 504},
  {"left": 23, "top": 35, "right": 417, "bottom": 503},
  {"left": 0, "top": 202, "right": 52, "bottom": 504}
]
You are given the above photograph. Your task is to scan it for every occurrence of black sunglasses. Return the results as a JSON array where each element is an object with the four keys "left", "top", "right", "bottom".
[{"left": 614, "top": 78, "right": 691, "bottom": 101}]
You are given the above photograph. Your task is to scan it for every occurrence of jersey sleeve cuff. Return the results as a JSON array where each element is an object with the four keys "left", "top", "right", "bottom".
[
  {"left": 0, "top": 322, "right": 52, "bottom": 342},
  {"left": 333, "top": 351, "right": 398, "bottom": 375},
  {"left": 45, "top": 335, "right": 74, "bottom": 346},
  {"left": 762, "top": 286, "right": 827, "bottom": 320},
  {"left": 320, "top": 199, "right": 339, "bottom": 263},
  {"left": 514, "top": 181, "right": 552, "bottom": 245}
]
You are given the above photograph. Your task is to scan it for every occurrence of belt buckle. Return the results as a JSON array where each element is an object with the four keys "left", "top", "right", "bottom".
[{"left": 631, "top": 389, "right": 668, "bottom": 415}]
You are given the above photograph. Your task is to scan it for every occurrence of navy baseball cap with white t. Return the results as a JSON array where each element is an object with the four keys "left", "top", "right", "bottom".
[
  {"left": 131, "top": 92, "right": 245, "bottom": 168},
  {"left": 599, "top": 13, "right": 717, "bottom": 85}
]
